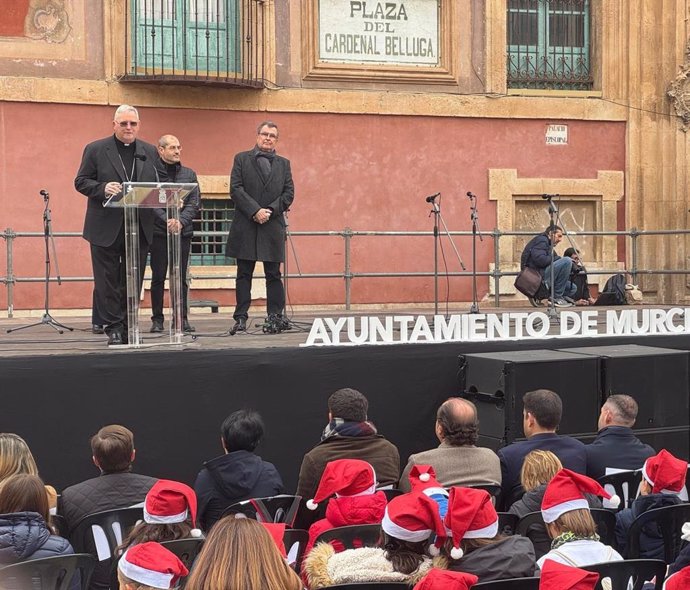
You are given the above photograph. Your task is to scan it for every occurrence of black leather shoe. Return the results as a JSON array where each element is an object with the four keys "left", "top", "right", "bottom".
[
  {"left": 92, "top": 324, "right": 104, "bottom": 334},
  {"left": 150, "top": 319, "right": 164, "bottom": 333},
  {"left": 182, "top": 320, "right": 195, "bottom": 333},
  {"left": 107, "top": 331, "right": 124, "bottom": 346},
  {"left": 230, "top": 317, "right": 247, "bottom": 335}
]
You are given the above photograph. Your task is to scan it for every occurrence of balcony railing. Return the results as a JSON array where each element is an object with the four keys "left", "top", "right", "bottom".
[
  {"left": 122, "top": 0, "right": 265, "bottom": 87},
  {"left": 507, "top": 0, "right": 593, "bottom": 90}
]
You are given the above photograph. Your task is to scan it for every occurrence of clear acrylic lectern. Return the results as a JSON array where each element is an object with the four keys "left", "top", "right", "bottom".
[{"left": 104, "top": 182, "right": 197, "bottom": 347}]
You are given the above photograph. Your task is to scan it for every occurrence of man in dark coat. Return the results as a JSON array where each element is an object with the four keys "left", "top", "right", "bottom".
[
  {"left": 226, "top": 121, "right": 295, "bottom": 334},
  {"left": 194, "top": 409, "right": 283, "bottom": 531},
  {"left": 148, "top": 134, "right": 201, "bottom": 334},
  {"left": 520, "top": 225, "right": 575, "bottom": 307},
  {"left": 585, "top": 394, "right": 655, "bottom": 481},
  {"left": 74, "top": 105, "right": 159, "bottom": 345}
]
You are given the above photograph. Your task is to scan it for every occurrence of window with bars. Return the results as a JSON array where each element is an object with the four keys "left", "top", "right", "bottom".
[
  {"left": 191, "top": 199, "right": 235, "bottom": 266},
  {"left": 507, "top": 0, "right": 593, "bottom": 90}
]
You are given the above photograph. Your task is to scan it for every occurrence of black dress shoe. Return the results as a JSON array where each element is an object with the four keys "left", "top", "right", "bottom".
[
  {"left": 150, "top": 319, "right": 164, "bottom": 333},
  {"left": 92, "top": 324, "right": 104, "bottom": 334},
  {"left": 230, "top": 317, "right": 247, "bottom": 335},
  {"left": 107, "top": 331, "right": 124, "bottom": 346},
  {"left": 183, "top": 320, "right": 195, "bottom": 333}
]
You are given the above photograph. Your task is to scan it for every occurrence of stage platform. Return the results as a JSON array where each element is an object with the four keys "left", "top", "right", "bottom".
[{"left": 1, "top": 304, "right": 689, "bottom": 495}]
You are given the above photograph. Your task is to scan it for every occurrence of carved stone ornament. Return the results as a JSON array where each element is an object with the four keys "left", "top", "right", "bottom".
[
  {"left": 24, "top": 0, "right": 71, "bottom": 44},
  {"left": 668, "top": 38, "right": 690, "bottom": 132}
]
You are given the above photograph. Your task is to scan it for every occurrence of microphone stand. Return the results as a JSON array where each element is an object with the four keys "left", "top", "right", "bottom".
[
  {"left": 544, "top": 195, "right": 560, "bottom": 321},
  {"left": 467, "top": 192, "right": 483, "bottom": 313},
  {"left": 427, "top": 193, "right": 466, "bottom": 316},
  {"left": 7, "top": 190, "right": 73, "bottom": 334}
]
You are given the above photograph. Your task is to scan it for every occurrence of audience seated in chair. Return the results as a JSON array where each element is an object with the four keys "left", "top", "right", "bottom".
[
  {"left": 296, "top": 388, "right": 400, "bottom": 500},
  {"left": 0, "top": 474, "right": 78, "bottom": 589},
  {"left": 413, "top": 568, "right": 478, "bottom": 590},
  {"left": 399, "top": 398, "right": 501, "bottom": 491},
  {"left": 498, "top": 390, "right": 587, "bottom": 509},
  {"left": 304, "top": 459, "right": 387, "bottom": 555},
  {"left": 194, "top": 409, "right": 284, "bottom": 532},
  {"left": 0, "top": 433, "right": 58, "bottom": 511},
  {"left": 536, "top": 469, "right": 623, "bottom": 570},
  {"left": 615, "top": 449, "right": 687, "bottom": 559},
  {"left": 509, "top": 451, "right": 601, "bottom": 559},
  {"left": 116, "top": 480, "right": 202, "bottom": 556},
  {"left": 184, "top": 516, "right": 302, "bottom": 590},
  {"left": 117, "top": 541, "right": 188, "bottom": 590},
  {"left": 442, "top": 487, "right": 535, "bottom": 583},
  {"left": 585, "top": 395, "right": 655, "bottom": 481},
  {"left": 59, "top": 425, "right": 157, "bottom": 532},
  {"left": 303, "top": 492, "right": 445, "bottom": 589},
  {"left": 539, "top": 560, "right": 599, "bottom": 590}
]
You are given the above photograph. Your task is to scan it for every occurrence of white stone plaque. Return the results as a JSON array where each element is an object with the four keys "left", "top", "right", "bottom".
[
  {"left": 546, "top": 124, "right": 569, "bottom": 145},
  {"left": 319, "top": 0, "right": 440, "bottom": 66}
]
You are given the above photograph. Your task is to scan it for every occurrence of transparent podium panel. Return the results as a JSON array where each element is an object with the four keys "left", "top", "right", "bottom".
[{"left": 104, "top": 182, "right": 197, "bottom": 347}]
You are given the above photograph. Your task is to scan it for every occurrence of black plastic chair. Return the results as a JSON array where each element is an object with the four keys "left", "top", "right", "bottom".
[
  {"left": 378, "top": 488, "right": 404, "bottom": 502},
  {"left": 497, "top": 512, "right": 519, "bottom": 536},
  {"left": 283, "top": 528, "right": 309, "bottom": 574},
  {"left": 466, "top": 483, "right": 503, "bottom": 509},
  {"left": 321, "top": 584, "right": 409, "bottom": 590},
  {"left": 0, "top": 553, "right": 96, "bottom": 590},
  {"left": 582, "top": 558, "right": 666, "bottom": 590},
  {"left": 314, "top": 524, "right": 382, "bottom": 550},
  {"left": 626, "top": 503, "right": 690, "bottom": 562},
  {"left": 472, "top": 577, "right": 540, "bottom": 589},
  {"left": 68, "top": 506, "right": 143, "bottom": 590},
  {"left": 160, "top": 538, "right": 204, "bottom": 571},
  {"left": 597, "top": 470, "right": 642, "bottom": 510},
  {"left": 222, "top": 494, "right": 302, "bottom": 527}
]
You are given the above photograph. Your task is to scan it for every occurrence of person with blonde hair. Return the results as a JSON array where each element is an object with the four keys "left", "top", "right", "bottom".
[
  {"left": 185, "top": 516, "right": 302, "bottom": 590},
  {"left": 0, "top": 433, "right": 57, "bottom": 510},
  {"left": 537, "top": 469, "right": 622, "bottom": 570}
]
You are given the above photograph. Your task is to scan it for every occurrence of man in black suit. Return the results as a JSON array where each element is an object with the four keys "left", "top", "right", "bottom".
[
  {"left": 226, "top": 121, "right": 295, "bottom": 334},
  {"left": 75, "top": 105, "right": 159, "bottom": 345},
  {"left": 586, "top": 394, "right": 655, "bottom": 480},
  {"left": 498, "top": 388, "right": 587, "bottom": 509}
]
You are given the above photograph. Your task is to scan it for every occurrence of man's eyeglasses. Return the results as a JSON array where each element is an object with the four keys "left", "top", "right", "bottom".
[
  {"left": 117, "top": 121, "right": 139, "bottom": 127},
  {"left": 259, "top": 131, "right": 278, "bottom": 139}
]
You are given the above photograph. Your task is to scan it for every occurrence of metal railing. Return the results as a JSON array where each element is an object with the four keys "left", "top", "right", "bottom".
[
  {"left": 3, "top": 227, "right": 690, "bottom": 317},
  {"left": 507, "top": 0, "right": 593, "bottom": 90},
  {"left": 122, "top": 0, "right": 265, "bottom": 87}
]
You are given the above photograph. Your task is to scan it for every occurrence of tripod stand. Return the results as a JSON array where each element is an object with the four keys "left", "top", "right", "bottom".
[
  {"left": 427, "top": 193, "right": 466, "bottom": 316},
  {"left": 467, "top": 191, "right": 483, "bottom": 314},
  {"left": 7, "top": 190, "right": 73, "bottom": 334}
]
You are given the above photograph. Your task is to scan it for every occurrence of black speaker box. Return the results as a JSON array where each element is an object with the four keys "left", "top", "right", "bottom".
[
  {"left": 558, "top": 344, "right": 690, "bottom": 459},
  {"left": 459, "top": 349, "right": 600, "bottom": 450}
]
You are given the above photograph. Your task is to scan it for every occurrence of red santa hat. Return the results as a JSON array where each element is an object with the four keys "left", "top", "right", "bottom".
[
  {"left": 444, "top": 487, "right": 499, "bottom": 560},
  {"left": 665, "top": 565, "right": 690, "bottom": 590},
  {"left": 118, "top": 542, "right": 189, "bottom": 589},
  {"left": 541, "top": 469, "right": 619, "bottom": 524},
  {"left": 408, "top": 465, "right": 447, "bottom": 497},
  {"left": 539, "top": 559, "right": 599, "bottom": 590},
  {"left": 306, "top": 459, "right": 377, "bottom": 510},
  {"left": 642, "top": 449, "right": 688, "bottom": 494},
  {"left": 413, "top": 569, "right": 478, "bottom": 590},
  {"left": 144, "top": 479, "right": 202, "bottom": 537},
  {"left": 261, "top": 522, "right": 287, "bottom": 558},
  {"left": 381, "top": 492, "right": 446, "bottom": 546}
]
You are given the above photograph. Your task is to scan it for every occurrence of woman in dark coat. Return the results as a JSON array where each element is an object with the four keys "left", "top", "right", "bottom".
[
  {"left": 444, "top": 487, "right": 535, "bottom": 583},
  {"left": 0, "top": 473, "right": 76, "bottom": 588}
]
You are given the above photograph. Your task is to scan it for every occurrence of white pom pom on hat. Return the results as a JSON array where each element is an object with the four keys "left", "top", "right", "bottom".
[
  {"left": 450, "top": 546, "right": 464, "bottom": 559},
  {"left": 306, "top": 499, "right": 319, "bottom": 511}
]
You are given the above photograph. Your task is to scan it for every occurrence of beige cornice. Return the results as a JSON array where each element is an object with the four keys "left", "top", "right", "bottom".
[{"left": 0, "top": 77, "right": 630, "bottom": 121}]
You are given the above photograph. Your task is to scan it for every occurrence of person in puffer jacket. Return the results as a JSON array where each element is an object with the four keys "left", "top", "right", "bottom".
[
  {"left": 0, "top": 474, "right": 77, "bottom": 589},
  {"left": 304, "top": 459, "right": 387, "bottom": 555}
]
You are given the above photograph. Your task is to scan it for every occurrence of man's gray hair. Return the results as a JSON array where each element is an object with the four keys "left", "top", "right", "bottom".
[
  {"left": 604, "top": 394, "right": 638, "bottom": 427},
  {"left": 114, "top": 104, "right": 140, "bottom": 120},
  {"left": 256, "top": 120, "right": 279, "bottom": 135}
]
